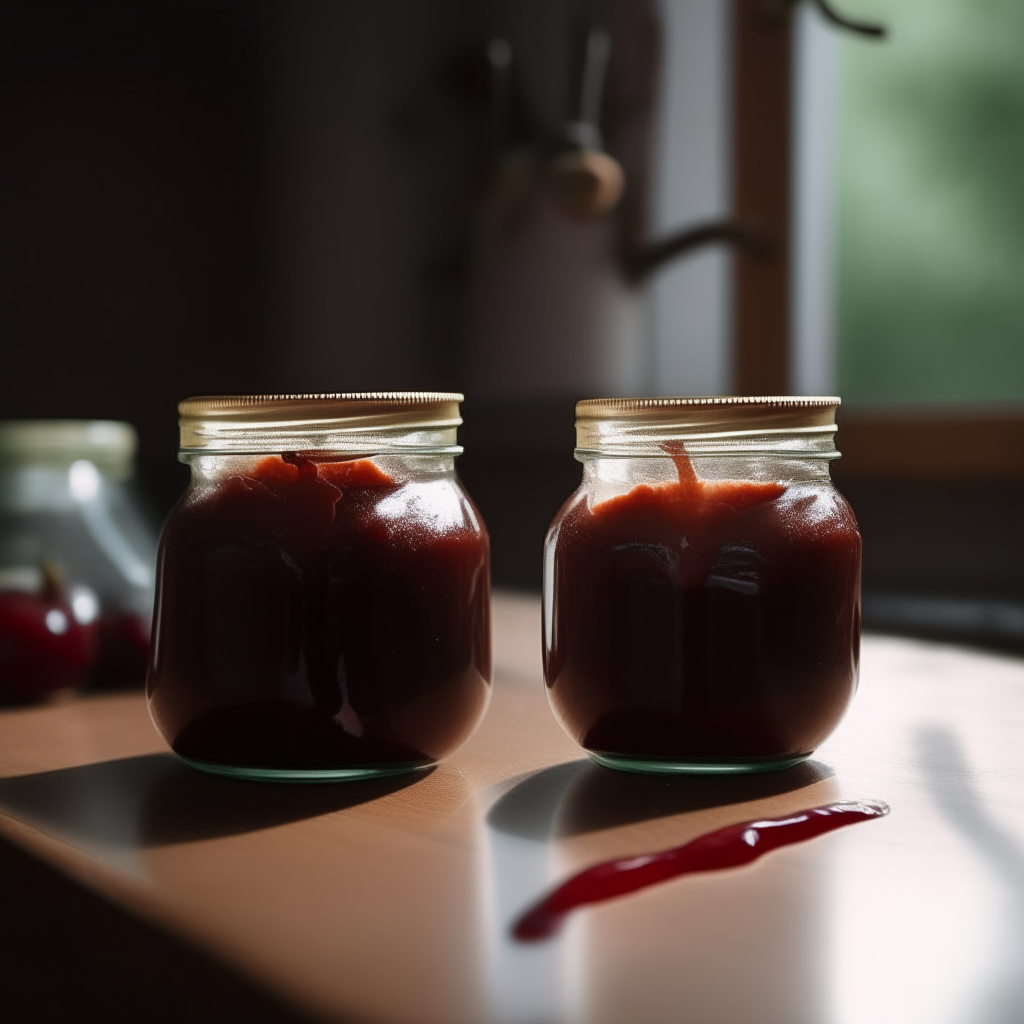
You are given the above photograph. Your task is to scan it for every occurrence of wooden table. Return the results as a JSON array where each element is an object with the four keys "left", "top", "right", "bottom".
[{"left": 2, "top": 592, "right": 1024, "bottom": 1024}]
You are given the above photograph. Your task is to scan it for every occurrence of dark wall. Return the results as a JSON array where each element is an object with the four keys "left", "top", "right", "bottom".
[
  {"left": 457, "top": 398, "right": 580, "bottom": 589},
  {"left": 0, "top": 0, "right": 492, "bottom": 512},
  {"left": 0, "top": 1, "right": 272, "bottom": 487},
  {"left": 839, "top": 479, "right": 1024, "bottom": 603},
  {"left": 0, "top": 0, "right": 647, "bottom": 533}
]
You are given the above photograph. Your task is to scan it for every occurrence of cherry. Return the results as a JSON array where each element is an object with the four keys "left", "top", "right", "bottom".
[{"left": 0, "top": 569, "right": 99, "bottom": 701}]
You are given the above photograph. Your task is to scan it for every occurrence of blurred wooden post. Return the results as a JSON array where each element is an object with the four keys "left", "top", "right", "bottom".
[{"left": 732, "top": 0, "right": 793, "bottom": 396}]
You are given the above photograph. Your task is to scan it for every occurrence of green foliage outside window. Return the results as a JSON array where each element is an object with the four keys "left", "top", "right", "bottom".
[{"left": 837, "top": 0, "right": 1024, "bottom": 405}]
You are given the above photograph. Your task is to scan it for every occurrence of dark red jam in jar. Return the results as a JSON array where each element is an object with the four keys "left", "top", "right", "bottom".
[
  {"left": 543, "top": 397, "right": 861, "bottom": 774},
  {"left": 147, "top": 393, "right": 491, "bottom": 781}
]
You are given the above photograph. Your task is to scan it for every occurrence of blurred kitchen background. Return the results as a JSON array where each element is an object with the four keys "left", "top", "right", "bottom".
[{"left": 1, "top": 0, "right": 1022, "bottom": 648}]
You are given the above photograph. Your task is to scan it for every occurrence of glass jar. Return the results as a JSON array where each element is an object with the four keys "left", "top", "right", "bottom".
[
  {"left": 0, "top": 421, "right": 156, "bottom": 700},
  {"left": 543, "top": 397, "right": 861, "bottom": 775},
  {"left": 147, "top": 393, "right": 492, "bottom": 782}
]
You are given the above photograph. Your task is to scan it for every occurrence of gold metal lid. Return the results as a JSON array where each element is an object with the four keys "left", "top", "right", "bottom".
[
  {"left": 574, "top": 396, "right": 841, "bottom": 458},
  {"left": 0, "top": 420, "right": 137, "bottom": 476},
  {"left": 178, "top": 392, "right": 465, "bottom": 455}
]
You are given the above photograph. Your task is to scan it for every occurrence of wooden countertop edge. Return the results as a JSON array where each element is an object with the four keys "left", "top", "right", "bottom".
[
  {"left": 0, "top": 811, "right": 335, "bottom": 1022},
  {"left": 0, "top": 811, "right": 154, "bottom": 912}
]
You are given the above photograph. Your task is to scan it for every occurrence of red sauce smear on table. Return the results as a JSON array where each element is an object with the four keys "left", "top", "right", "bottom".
[{"left": 513, "top": 799, "right": 889, "bottom": 941}]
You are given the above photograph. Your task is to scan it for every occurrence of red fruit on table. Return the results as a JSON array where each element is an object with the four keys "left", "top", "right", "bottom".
[{"left": 0, "top": 588, "right": 99, "bottom": 700}]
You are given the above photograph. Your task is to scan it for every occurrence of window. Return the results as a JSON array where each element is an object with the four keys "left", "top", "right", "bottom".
[{"left": 837, "top": 0, "right": 1024, "bottom": 408}]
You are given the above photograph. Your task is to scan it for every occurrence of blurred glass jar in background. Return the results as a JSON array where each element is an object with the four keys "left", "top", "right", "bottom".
[{"left": 0, "top": 421, "right": 157, "bottom": 699}]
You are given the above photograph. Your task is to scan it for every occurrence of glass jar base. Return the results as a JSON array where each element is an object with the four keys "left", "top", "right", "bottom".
[
  {"left": 180, "top": 757, "right": 434, "bottom": 784},
  {"left": 587, "top": 752, "right": 810, "bottom": 776}
]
